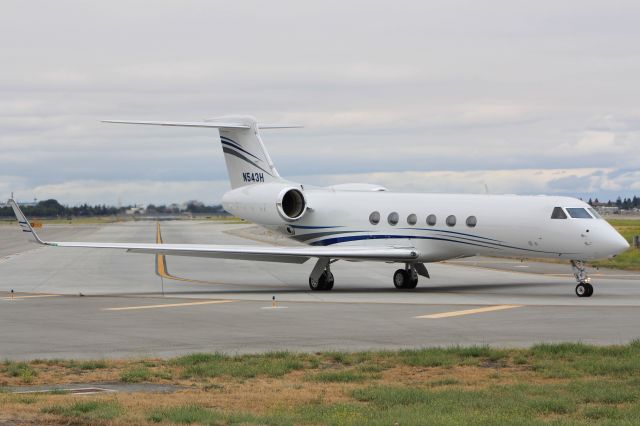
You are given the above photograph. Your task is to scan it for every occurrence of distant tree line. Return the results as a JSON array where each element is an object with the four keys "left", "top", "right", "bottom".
[
  {"left": 0, "top": 199, "right": 226, "bottom": 218},
  {"left": 145, "top": 201, "right": 225, "bottom": 215},
  {"left": 588, "top": 196, "right": 640, "bottom": 210},
  {"left": 0, "top": 199, "right": 127, "bottom": 218}
]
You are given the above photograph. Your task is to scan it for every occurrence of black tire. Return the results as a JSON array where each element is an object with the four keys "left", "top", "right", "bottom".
[
  {"left": 324, "top": 271, "right": 334, "bottom": 291},
  {"left": 406, "top": 276, "right": 418, "bottom": 289},
  {"left": 309, "top": 271, "right": 334, "bottom": 291},
  {"left": 585, "top": 283, "right": 594, "bottom": 297},
  {"left": 309, "top": 276, "right": 322, "bottom": 291},
  {"left": 575, "top": 283, "right": 589, "bottom": 297},
  {"left": 406, "top": 269, "right": 419, "bottom": 289},
  {"left": 393, "top": 269, "right": 409, "bottom": 289}
]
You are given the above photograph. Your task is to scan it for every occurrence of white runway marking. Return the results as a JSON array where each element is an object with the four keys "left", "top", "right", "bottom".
[
  {"left": 103, "top": 300, "right": 235, "bottom": 311},
  {"left": 1, "top": 294, "right": 60, "bottom": 301},
  {"left": 415, "top": 304, "right": 523, "bottom": 319}
]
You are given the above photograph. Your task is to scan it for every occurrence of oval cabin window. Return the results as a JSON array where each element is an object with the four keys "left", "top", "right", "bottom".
[
  {"left": 388, "top": 212, "right": 399, "bottom": 226},
  {"left": 466, "top": 216, "right": 477, "bottom": 227},
  {"left": 369, "top": 211, "right": 380, "bottom": 225},
  {"left": 446, "top": 215, "right": 456, "bottom": 227}
]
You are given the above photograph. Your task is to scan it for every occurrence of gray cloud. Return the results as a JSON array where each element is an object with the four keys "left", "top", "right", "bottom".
[{"left": 1, "top": 0, "right": 639, "bottom": 205}]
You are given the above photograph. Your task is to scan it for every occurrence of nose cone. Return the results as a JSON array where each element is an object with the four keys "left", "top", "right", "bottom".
[{"left": 609, "top": 232, "right": 630, "bottom": 256}]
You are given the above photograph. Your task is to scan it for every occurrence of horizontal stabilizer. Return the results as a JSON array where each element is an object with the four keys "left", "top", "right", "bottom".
[
  {"left": 255, "top": 124, "right": 303, "bottom": 129},
  {"left": 102, "top": 120, "right": 251, "bottom": 129},
  {"left": 102, "top": 120, "right": 302, "bottom": 130}
]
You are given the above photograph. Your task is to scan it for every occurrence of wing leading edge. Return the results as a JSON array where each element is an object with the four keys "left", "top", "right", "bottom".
[{"left": 7, "top": 200, "right": 418, "bottom": 264}]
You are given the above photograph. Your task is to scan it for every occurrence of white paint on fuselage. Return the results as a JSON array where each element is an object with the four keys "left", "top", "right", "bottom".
[{"left": 249, "top": 190, "right": 628, "bottom": 262}]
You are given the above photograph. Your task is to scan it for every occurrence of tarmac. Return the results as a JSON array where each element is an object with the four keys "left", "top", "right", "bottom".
[{"left": 1, "top": 220, "right": 639, "bottom": 360}]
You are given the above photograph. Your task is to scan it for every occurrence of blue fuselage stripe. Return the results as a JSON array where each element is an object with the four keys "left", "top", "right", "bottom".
[
  {"left": 310, "top": 234, "right": 498, "bottom": 249},
  {"left": 400, "top": 227, "right": 503, "bottom": 243},
  {"left": 304, "top": 232, "right": 567, "bottom": 254}
]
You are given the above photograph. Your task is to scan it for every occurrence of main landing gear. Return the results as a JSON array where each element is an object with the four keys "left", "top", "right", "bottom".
[
  {"left": 308, "top": 257, "right": 334, "bottom": 291},
  {"left": 307, "top": 259, "right": 430, "bottom": 292},
  {"left": 393, "top": 263, "right": 429, "bottom": 290},
  {"left": 571, "top": 260, "right": 593, "bottom": 297},
  {"left": 309, "top": 270, "right": 334, "bottom": 291},
  {"left": 393, "top": 267, "right": 418, "bottom": 289}
]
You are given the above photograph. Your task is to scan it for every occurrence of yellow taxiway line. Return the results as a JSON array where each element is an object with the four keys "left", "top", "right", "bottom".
[
  {"left": 155, "top": 223, "right": 227, "bottom": 285},
  {"left": 103, "top": 300, "right": 235, "bottom": 311},
  {"left": 415, "top": 304, "right": 523, "bottom": 319}
]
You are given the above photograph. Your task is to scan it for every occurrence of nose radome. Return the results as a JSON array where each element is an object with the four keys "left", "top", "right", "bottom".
[{"left": 612, "top": 232, "right": 630, "bottom": 254}]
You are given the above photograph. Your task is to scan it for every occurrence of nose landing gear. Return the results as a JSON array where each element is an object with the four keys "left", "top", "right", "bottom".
[{"left": 571, "top": 260, "right": 593, "bottom": 297}]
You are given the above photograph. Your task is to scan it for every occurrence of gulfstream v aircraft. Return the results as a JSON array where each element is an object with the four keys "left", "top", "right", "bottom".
[{"left": 9, "top": 116, "right": 629, "bottom": 297}]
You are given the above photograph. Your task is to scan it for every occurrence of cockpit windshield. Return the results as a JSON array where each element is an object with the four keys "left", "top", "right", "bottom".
[
  {"left": 566, "top": 208, "right": 593, "bottom": 219},
  {"left": 588, "top": 207, "right": 603, "bottom": 219},
  {"left": 551, "top": 207, "right": 567, "bottom": 219}
]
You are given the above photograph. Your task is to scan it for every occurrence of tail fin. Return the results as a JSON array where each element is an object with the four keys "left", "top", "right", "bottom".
[
  {"left": 214, "top": 116, "right": 281, "bottom": 188},
  {"left": 103, "top": 115, "right": 300, "bottom": 189}
]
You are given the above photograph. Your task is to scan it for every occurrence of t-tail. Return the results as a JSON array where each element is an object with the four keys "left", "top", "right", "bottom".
[{"left": 102, "top": 115, "right": 300, "bottom": 189}]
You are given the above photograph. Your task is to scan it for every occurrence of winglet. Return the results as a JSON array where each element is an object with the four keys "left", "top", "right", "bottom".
[{"left": 8, "top": 199, "right": 47, "bottom": 245}]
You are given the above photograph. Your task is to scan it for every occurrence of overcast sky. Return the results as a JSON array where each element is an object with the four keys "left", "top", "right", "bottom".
[{"left": 1, "top": 0, "right": 639, "bottom": 206}]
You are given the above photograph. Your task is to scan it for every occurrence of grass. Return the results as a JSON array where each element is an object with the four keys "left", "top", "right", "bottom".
[
  {"left": 174, "top": 351, "right": 305, "bottom": 379},
  {"left": 307, "top": 370, "right": 370, "bottom": 383},
  {"left": 60, "top": 359, "right": 108, "bottom": 372},
  {"left": 2, "top": 343, "right": 640, "bottom": 424},
  {"left": 2, "top": 361, "right": 38, "bottom": 383},
  {"left": 120, "top": 365, "right": 152, "bottom": 383},
  {"left": 42, "top": 399, "right": 122, "bottom": 420},
  {"left": 147, "top": 404, "right": 276, "bottom": 425}
]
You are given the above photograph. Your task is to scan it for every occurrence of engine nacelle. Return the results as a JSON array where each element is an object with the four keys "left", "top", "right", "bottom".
[{"left": 222, "top": 182, "right": 307, "bottom": 224}]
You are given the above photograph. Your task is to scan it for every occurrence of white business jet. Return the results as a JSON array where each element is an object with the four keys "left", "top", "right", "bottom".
[{"left": 9, "top": 115, "right": 629, "bottom": 297}]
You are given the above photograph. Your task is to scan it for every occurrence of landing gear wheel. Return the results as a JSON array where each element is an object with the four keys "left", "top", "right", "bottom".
[
  {"left": 324, "top": 272, "right": 334, "bottom": 290},
  {"left": 575, "top": 283, "right": 593, "bottom": 298},
  {"left": 394, "top": 269, "right": 417, "bottom": 289},
  {"left": 585, "top": 283, "right": 593, "bottom": 297},
  {"left": 406, "top": 276, "right": 418, "bottom": 289},
  {"left": 309, "top": 271, "right": 334, "bottom": 291},
  {"left": 393, "top": 269, "right": 408, "bottom": 289}
]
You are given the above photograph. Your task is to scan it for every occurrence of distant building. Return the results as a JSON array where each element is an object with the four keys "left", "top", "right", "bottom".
[
  {"left": 126, "top": 206, "right": 145, "bottom": 215},
  {"left": 596, "top": 206, "right": 620, "bottom": 215}
]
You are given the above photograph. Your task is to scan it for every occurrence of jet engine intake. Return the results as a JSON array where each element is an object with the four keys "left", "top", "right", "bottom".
[{"left": 277, "top": 188, "right": 307, "bottom": 221}]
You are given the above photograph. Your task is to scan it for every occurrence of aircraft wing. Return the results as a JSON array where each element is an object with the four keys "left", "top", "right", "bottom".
[{"left": 8, "top": 199, "right": 418, "bottom": 264}]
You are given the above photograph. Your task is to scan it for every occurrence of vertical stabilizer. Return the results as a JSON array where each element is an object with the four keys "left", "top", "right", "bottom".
[
  {"left": 102, "top": 115, "right": 298, "bottom": 189},
  {"left": 212, "top": 116, "right": 282, "bottom": 188}
]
